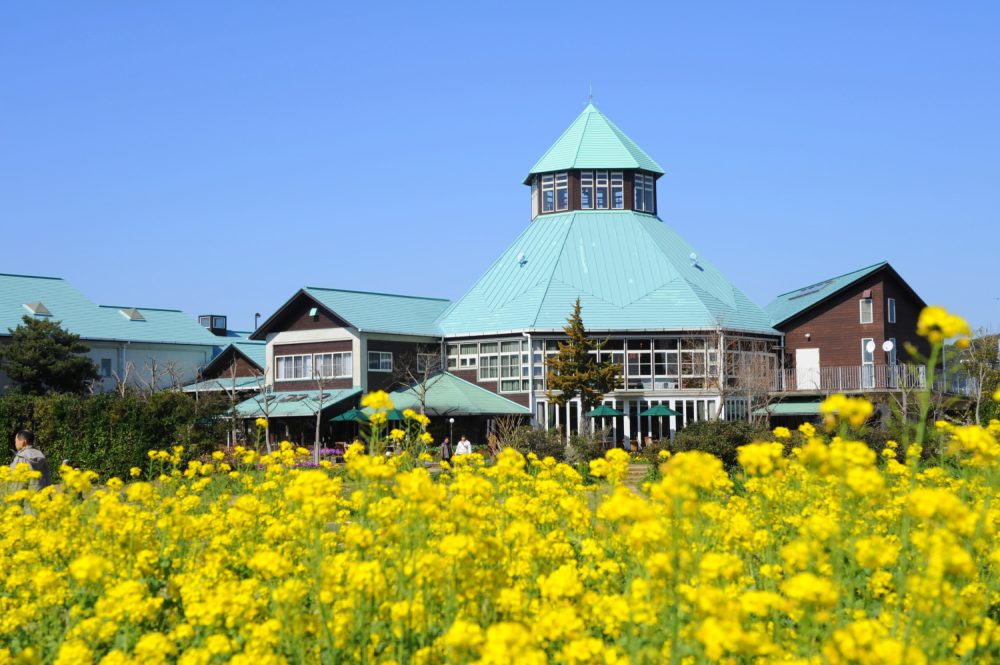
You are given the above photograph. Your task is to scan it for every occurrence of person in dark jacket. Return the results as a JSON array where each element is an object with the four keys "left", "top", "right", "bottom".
[
  {"left": 439, "top": 437, "right": 452, "bottom": 464},
  {"left": 10, "top": 430, "right": 51, "bottom": 490}
]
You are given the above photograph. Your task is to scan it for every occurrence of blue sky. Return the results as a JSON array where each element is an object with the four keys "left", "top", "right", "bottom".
[{"left": 2, "top": 1, "right": 998, "bottom": 332}]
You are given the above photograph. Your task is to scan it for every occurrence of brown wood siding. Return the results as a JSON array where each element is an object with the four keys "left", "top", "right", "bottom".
[
  {"left": 274, "top": 340, "right": 354, "bottom": 392},
  {"left": 203, "top": 352, "right": 260, "bottom": 380},
  {"left": 779, "top": 270, "right": 928, "bottom": 368},
  {"left": 365, "top": 340, "right": 432, "bottom": 391},
  {"left": 266, "top": 293, "right": 351, "bottom": 333}
]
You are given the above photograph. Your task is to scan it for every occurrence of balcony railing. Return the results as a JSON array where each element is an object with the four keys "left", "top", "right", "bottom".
[{"left": 772, "top": 364, "right": 977, "bottom": 397}]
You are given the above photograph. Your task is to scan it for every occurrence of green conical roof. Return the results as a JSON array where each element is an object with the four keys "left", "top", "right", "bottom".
[
  {"left": 436, "top": 211, "right": 777, "bottom": 336},
  {"left": 524, "top": 104, "right": 665, "bottom": 183}
]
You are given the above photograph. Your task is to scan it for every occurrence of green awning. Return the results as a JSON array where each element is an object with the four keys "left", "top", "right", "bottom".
[
  {"left": 753, "top": 402, "right": 822, "bottom": 417},
  {"left": 236, "top": 388, "right": 361, "bottom": 419},
  {"left": 330, "top": 408, "right": 369, "bottom": 423},
  {"left": 383, "top": 372, "right": 530, "bottom": 417}
]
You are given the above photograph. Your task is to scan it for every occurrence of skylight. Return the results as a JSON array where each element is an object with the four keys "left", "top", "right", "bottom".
[
  {"left": 788, "top": 280, "right": 834, "bottom": 300},
  {"left": 23, "top": 302, "right": 52, "bottom": 316},
  {"left": 119, "top": 308, "right": 146, "bottom": 321}
]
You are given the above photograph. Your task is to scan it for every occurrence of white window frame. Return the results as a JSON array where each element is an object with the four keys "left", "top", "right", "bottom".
[
  {"left": 446, "top": 344, "right": 460, "bottom": 369},
  {"left": 499, "top": 340, "right": 522, "bottom": 392},
  {"left": 634, "top": 174, "right": 646, "bottom": 210},
  {"left": 643, "top": 175, "right": 654, "bottom": 212},
  {"left": 555, "top": 172, "right": 569, "bottom": 211},
  {"left": 316, "top": 352, "right": 352, "bottom": 379},
  {"left": 859, "top": 298, "right": 873, "bottom": 324},
  {"left": 541, "top": 174, "right": 555, "bottom": 213},
  {"left": 887, "top": 338, "right": 897, "bottom": 365},
  {"left": 100, "top": 358, "right": 113, "bottom": 379},
  {"left": 367, "top": 351, "right": 393, "bottom": 373},
  {"left": 416, "top": 353, "right": 439, "bottom": 375},
  {"left": 595, "top": 170, "right": 609, "bottom": 209},
  {"left": 478, "top": 342, "right": 499, "bottom": 380},
  {"left": 531, "top": 178, "right": 539, "bottom": 218},
  {"left": 459, "top": 343, "right": 478, "bottom": 368},
  {"left": 611, "top": 171, "right": 624, "bottom": 209},
  {"left": 887, "top": 298, "right": 896, "bottom": 323},
  {"left": 580, "top": 171, "right": 593, "bottom": 209},
  {"left": 275, "top": 354, "right": 313, "bottom": 381}
]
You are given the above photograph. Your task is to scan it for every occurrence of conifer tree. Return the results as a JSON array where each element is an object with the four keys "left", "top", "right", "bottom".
[
  {"left": 545, "top": 299, "right": 621, "bottom": 417},
  {"left": 1, "top": 315, "right": 99, "bottom": 395}
]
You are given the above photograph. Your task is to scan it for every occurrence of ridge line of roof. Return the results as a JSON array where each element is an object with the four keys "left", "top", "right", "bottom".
[
  {"left": 305, "top": 286, "right": 450, "bottom": 302},
  {"left": 98, "top": 305, "right": 185, "bottom": 313},
  {"left": 570, "top": 107, "right": 591, "bottom": 168},
  {"left": 636, "top": 215, "right": 721, "bottom": 325},
  {"left": 0, "top": 272, "right": 64, "bottom": 281},
  {"left": 773, "top": 261, "right": 887, "bottom": 298},
  {"left": 532, "top": 212, "right": 578, "bottom": 329}
]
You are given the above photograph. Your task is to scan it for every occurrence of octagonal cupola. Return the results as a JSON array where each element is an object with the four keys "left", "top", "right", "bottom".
[{"left": 525, "top": 103, "right": 665, "bottom": 219}]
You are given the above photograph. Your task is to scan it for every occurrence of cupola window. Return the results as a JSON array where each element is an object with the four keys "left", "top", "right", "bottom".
[
  {"left": 611, "top": 171, "right": 624, "bottom": 209},
  {"left": 580, "top": 171, "right": 593, "bottom": 209},
  {"left": 541, "top": 174, "right": 554, "bottom": 212},
  {"left": 635, "top": 174, "right": 655, "bottom": 212},
  {"left": 555, "top": 173, "right": 569, "bottom": 210},
  {"left": 595, "top": 171, "right": 609, "bottom": 209}
]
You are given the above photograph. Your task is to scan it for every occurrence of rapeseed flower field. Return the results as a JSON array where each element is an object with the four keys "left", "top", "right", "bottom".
[{"left": 1, "top": 308, "right": 998, "bottom": 663}]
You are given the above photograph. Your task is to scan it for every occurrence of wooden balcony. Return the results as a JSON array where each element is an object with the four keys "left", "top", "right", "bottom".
[{"left": 773, "top": 365, "right": 977, "bottom": 397}]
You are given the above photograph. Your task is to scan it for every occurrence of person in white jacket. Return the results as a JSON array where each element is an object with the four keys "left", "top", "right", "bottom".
[{"left": 454, "top": 435, "right": 473, "bottom": 456}]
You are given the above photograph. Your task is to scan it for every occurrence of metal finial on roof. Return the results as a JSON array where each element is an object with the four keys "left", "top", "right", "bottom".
[{"left": 588, "top": 82, "right": 593, "bottom": 105}]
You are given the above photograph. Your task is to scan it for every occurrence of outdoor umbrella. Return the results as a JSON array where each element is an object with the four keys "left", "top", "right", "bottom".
[
  {"left": 330, "top": 408, "right": 370, "bottom": 422},
  {"left": 585, "top": 405, "right": 624, "bottom": 417},
  {"left": 385, "top": 408, "right": 406, "bottom": 422},
  {"left": 638, "top": 404, "right": 682, "bottom": 417}
]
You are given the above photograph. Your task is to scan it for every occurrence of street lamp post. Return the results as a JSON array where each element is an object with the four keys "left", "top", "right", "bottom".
[{"left": 449, "top": 417, "right": 454, "bottom": 445}]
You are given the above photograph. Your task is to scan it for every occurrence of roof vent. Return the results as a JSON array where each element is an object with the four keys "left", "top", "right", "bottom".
[
  {"left": 516, "top": 252, "right": 527, "bottom": 267},
  {"left": 23, "top": 302, "right": 52, "bottom": 316},
  {"left": 120, "top": 308, "right": 145, "bottom": 321}
]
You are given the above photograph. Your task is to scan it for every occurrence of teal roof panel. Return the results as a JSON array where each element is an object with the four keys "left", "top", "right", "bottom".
[
  {"left": 383, "top": 372, "right": 530, "bottom": 416},
  {"left": 437, "top": 212, "right": 777, "bottom": 336},
  {"left": 304, "top": 288, "right": 451, "bottom": 337},
  {"left": 526, "top": 104, "right": 664, "bottom": 182},
  {"left": 0, "top": 273, "right": 218, "bottom": 347},
  {"left": 182, "top": 376, "right": 262, "bottom": 393},
  {"left": 764, "top": 262, "right": 887, "bottom": 327},
  {"left": 236, "top": 388, "right": 361, "bottom": 418}
]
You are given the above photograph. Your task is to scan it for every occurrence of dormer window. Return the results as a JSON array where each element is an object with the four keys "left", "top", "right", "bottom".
[{"left": 635, "top": 174, "right": 655, "bottom": 212}]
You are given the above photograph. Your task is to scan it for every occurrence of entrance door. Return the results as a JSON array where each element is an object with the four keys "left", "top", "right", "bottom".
[{"left": 796, "top": 348, "right": 821, "bottom": 390}]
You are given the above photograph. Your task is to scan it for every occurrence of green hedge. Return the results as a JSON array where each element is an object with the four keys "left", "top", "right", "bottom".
[{"left": 0, "top": 392, "right": 229, "bottom": 480}]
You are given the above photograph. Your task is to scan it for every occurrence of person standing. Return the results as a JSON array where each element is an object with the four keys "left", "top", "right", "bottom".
[
  {"left": 10, "top": 430, "right": 52, "bottom": 490},
  {"left": 439, "top": 437, "right": 452, "bottom": 464},
  {"left": 455, "top": 435, "right": 472, "bottom": 456}
]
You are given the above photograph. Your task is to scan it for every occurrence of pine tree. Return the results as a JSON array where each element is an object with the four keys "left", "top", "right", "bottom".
[
  {"left": 1, "top": 315, "right": 100, "bottom": 395},
  {"left": 545, "top": 299, "right": 621, "bottom": 416}
]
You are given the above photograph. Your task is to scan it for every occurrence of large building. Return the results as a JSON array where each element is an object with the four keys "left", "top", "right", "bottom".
[
  {"left": 0, "top": 272, "right": 231, "bottom": 392},
  {"left": 244, "top": 104, "right": 784, "bottom": 446}
]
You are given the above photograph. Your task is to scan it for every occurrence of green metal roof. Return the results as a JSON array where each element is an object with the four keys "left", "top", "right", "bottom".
[
  {"left": 753, "top": 401, "right": 822, "bottom": 417},
  {"left": 303, "top": 287, "right": 451, "bottom": 337},
  {"left": 0, "top": 273, "right": 219, "bottom": 347},
  {"left": 383, "top": 372, "right": 530, "bottom": 416},
  {"left": 236, "top": 388, "right": 361, "bottom": 418},
  {"left": 436, "top": 211, "right": 777, "bottom": 336},
  {"left": 764, "top": 262, "right": 888, "bottom": 327},
  {"left": 525, "top": 104, "right": 664, "bottom": 183},
  {"left": 182, "top": 376, "right": 262, "bottom": 393}
]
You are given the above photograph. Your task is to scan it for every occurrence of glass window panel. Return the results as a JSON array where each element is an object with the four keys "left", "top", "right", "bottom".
[
  {"left": 860, "top": 298, "right": 873, "bottom": 324},
  {"left": 644, "top": 176, "right": 654, "bottom": 212},
  {"left": 596, "top": 171, "right": 608, "bottom": 209}
]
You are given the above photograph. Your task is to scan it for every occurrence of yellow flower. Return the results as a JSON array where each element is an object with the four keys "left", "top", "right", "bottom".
[
  {"left": 916, "top": 305, "right": 970, "bottom": 344},
  {"left": 255, "top": 417, "right": 268, "bottom": 428},
  {"left": 361, "top": 390, "right": 394, "bottom": 411},
  {"left": 388, "top": 428, "right": 406, "bottom": 442},
  {"left": 772, "top": 426, "right": 791, "bottom": 440},
  {"left": 820, "top": 394, "right": 874, "bottom": 429},
  {"left": 129, "top": 466, "right": 142, "bottom": 477}
]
